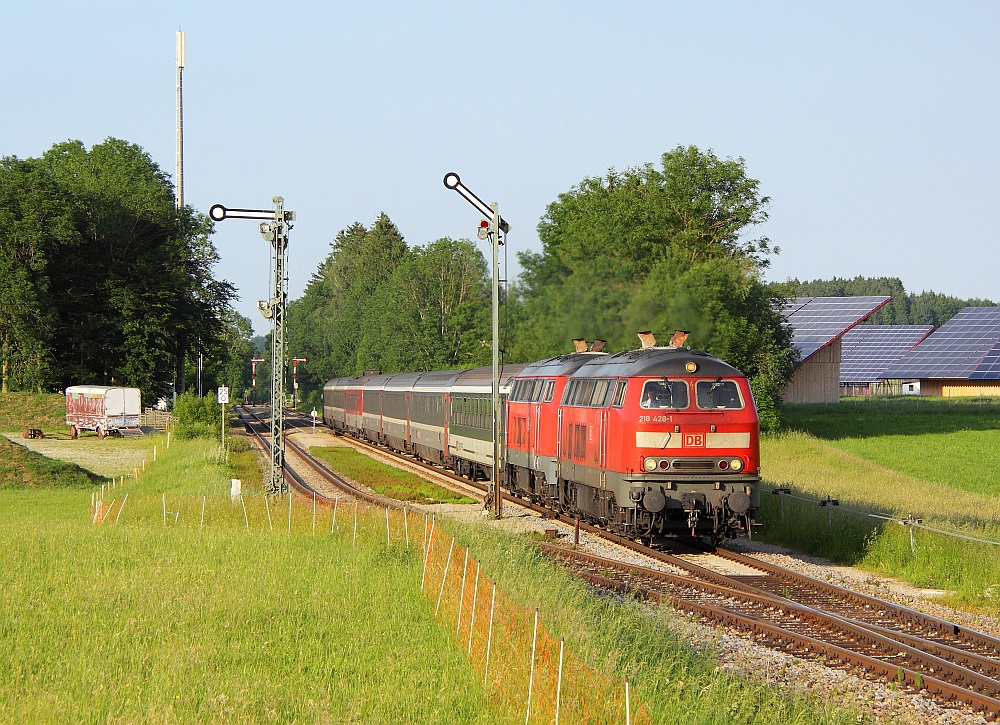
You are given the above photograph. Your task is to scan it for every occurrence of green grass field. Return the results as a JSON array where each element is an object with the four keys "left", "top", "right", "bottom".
[
  {"left": 0, "top": 401, "right": 866, "bottom": 724},
  {"left": 311, "top": 445, "right": 477, "bottom": 505},
  {"left": 0, "top": 437, "right": 507, "bottom": 723},
  {"left": 761, "top": 398, "right": 1000, "bottom": 611}
]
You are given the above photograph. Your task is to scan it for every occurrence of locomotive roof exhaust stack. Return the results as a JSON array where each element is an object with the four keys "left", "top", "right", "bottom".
[
  {"left": 572, "top": 339, "right": 588, "bottom": 353},
  {"left": 638, "top": 331, "right": 657, "bottom": 349},
  {"left": 590, "top": 339, "right": 606, "bottom": 353},
  {"left": 669, "top": 330, "right": 690, "bottom": 348}
]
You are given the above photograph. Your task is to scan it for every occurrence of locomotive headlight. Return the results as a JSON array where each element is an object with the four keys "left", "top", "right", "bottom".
[
  {"left": 643, "top": 458, "right": 657, "bottom": 472},
  {"left": 730, "top": 458, "right": 744, "bottom": 472},
  {"left": 685, "top": 361, "right": 698, "bottom": 373}
]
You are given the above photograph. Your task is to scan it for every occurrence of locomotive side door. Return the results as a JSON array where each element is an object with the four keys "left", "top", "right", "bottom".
[
  {"left": 533, "top": 403, "right": 541, "bottom": 454},
  {"left": 599, "top": 409, "right": 609, "bottom": 469}
]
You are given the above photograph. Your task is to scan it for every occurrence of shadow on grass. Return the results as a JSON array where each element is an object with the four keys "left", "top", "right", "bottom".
[
  {"left": 0, "top": 438, "right": 107, "bottom": 489},
  {"left": 756, "top": 489, "right": 1000, "bottom": 611}
]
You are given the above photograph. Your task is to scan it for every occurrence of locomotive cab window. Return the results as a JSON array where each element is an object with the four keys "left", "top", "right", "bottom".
[
  {"left": 611, "top": 380, "right": 627, "bottom": 408},
  {"left": 695, "top": 379, "right": 744, "bottom": 409},
  {"left": 640, "top": 380, "right": 688, "bottom": 409}
]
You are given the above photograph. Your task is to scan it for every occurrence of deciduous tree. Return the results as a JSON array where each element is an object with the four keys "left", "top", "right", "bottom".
[
  {"left": 0, "top": 138, "right": 236, "bottom": 403},
  {"left": 510, "top": 146, "right": 793, "bottom": 428}
]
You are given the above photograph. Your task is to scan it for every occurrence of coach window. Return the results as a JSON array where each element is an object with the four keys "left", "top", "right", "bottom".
[
  {"left": 695, "top": 380, "right": 744, "bottom": 410},
  {"left": 640, "top": 380, "right": 689, "bottom": 409}
]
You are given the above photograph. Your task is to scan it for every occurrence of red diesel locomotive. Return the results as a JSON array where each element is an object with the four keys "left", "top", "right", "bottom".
[
  {"left": 506, "top": 332, "right": 759, "bottom": 544},
  {"left": 323, "top": 331, "right": 760, "bottom": 545}
]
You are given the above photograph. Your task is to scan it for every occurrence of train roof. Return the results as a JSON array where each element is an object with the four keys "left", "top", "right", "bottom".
[
  {"left": 65, "top": 385, "right": 140, "bottom": 395},
  {"left": 452, "top": 364, "right": 528, "bottom": 392},
  {"left": 514, "top": 352, "right": 607, "bottom": 378},
  {"left": 412, "top": 369, "right": 464, "bottom": 391},
  {"left": 323, "top": 374, "right": 380, "bottom": 391},
  {"left": 381, "top": 372, "right": 424, "bottom": 391},
  {"left": 573, "top": 346, "right": 746, "bottom": 378}
]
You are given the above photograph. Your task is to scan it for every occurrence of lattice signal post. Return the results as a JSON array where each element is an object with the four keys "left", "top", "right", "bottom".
[
  {"left": 210, "top": 197, "right": 295, "bottom": 495},
  {"left": 443, "top": 173, "right": 510, "bottom": 519}
]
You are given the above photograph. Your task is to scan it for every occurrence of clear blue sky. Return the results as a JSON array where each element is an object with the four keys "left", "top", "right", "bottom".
[{"left": 6, "top": 2, "right": 998, "bottom": 333}]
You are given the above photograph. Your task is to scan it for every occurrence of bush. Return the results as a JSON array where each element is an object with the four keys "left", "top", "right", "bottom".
[
  {"left": 226, "top": 435, "right": 254, "bottom": 453},
  {"left": 750, "top": 375, "right": 782, "bottom": 433},
  {"left": 173, "top": 421, "right": 217, "bottom": 440},
  {"left": 173, "top": 392, "right": 222, "bottom": 427}
]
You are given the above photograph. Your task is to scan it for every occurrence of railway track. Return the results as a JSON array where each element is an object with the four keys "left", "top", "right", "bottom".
[
  {"left": 238, "top": 406, "right": 1000, "bottom": 719},
  {"left": 541, "top": 544, "right": 1000, "bottom": 718}
]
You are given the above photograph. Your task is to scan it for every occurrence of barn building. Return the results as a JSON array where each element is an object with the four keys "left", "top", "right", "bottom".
[
  {"left": 880, "top": 307, "right": 1000, "bottom": 397},
  {"left": 839, "top": 325, "right": 933, "bottom": 396},
  {"left": 781, "top": 296, "right": 891, "bottom": 404}
]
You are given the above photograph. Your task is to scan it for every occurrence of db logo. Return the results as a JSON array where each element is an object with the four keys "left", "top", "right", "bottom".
[{"left": 683, "top": 433, "right": 705, "bottom": 447}]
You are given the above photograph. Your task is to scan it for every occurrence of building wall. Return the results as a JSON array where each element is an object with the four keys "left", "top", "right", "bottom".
[
  {"left": 841, "top": 380, "right": 909, "bottom": 397},
  {"left": 784, "top": 339, "right": 841, "bottom": 404},
  {"left": 919, "top": 379, "right": 1000, "bottom": 397}
]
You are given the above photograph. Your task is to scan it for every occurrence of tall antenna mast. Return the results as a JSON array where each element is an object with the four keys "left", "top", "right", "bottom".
[{"left": 175, "top": 29, "right": 185, "bottom": 208}]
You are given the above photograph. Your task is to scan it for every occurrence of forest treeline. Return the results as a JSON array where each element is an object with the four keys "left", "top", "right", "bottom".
[
  {"left": 3, "top": 139, "right": 989, "bottom": 423},
  {"left": 779, "top": 276, "right": 994, "bottom": 326},
  {"left": 0, "top": 139, "right": 253, "bottom": 404}
]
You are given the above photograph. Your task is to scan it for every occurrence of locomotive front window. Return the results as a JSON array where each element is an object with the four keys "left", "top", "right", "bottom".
[
  {"left": 695, "top": 379, "right": 744, "bottom": 409},
  {"left": 640, "top": 380, "right": 689, "bottom": 410}
]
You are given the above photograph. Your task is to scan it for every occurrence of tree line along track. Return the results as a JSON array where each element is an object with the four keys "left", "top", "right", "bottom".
[{"left": 242, "top": 407, "right": 1000, "bottom": 718}]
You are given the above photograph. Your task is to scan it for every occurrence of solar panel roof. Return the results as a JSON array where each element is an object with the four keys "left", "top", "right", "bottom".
[
  {"left": 839, "top": 325, "right": 933, "bottom": 383},
  {"left": 881, "top": 307, "right": 1000, "bottom": 380},
  {"left": 782, "top": 296, "right": 892, "bottom": 361}
]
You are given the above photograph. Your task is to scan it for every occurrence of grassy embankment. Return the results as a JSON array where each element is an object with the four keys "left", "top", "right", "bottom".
[
  {"left": 761, "top": 397, "right": 1000, "bottom": 611},
  {"left": 0, "top": 391, "right": 66, "bottom": 431},
  {"left": 0, "top": 398, "right": 866, "bottom": 724},
  {"left": 1, "top": 433, "right": 506, "bottom": 722},
  {"left": 311, "top": 445, "right": 477, "bottom": 504}
]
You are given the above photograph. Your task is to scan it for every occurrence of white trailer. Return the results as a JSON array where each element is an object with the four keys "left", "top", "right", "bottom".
[{"left": 65, "top": 386, "right": 142, "bottom": 438}]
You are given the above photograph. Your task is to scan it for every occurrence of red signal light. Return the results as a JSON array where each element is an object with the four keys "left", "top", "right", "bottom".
[{"left": 480, "top": 220, "right": 489, "bottom": 228}]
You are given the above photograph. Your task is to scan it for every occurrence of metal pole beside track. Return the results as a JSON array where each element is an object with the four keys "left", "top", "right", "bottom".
[
  {"left": 489, "top": 203, "right": 502, "bottom": 519},
  {"left": 442, "top": 173, "right": 510, "bottom": 520}
]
